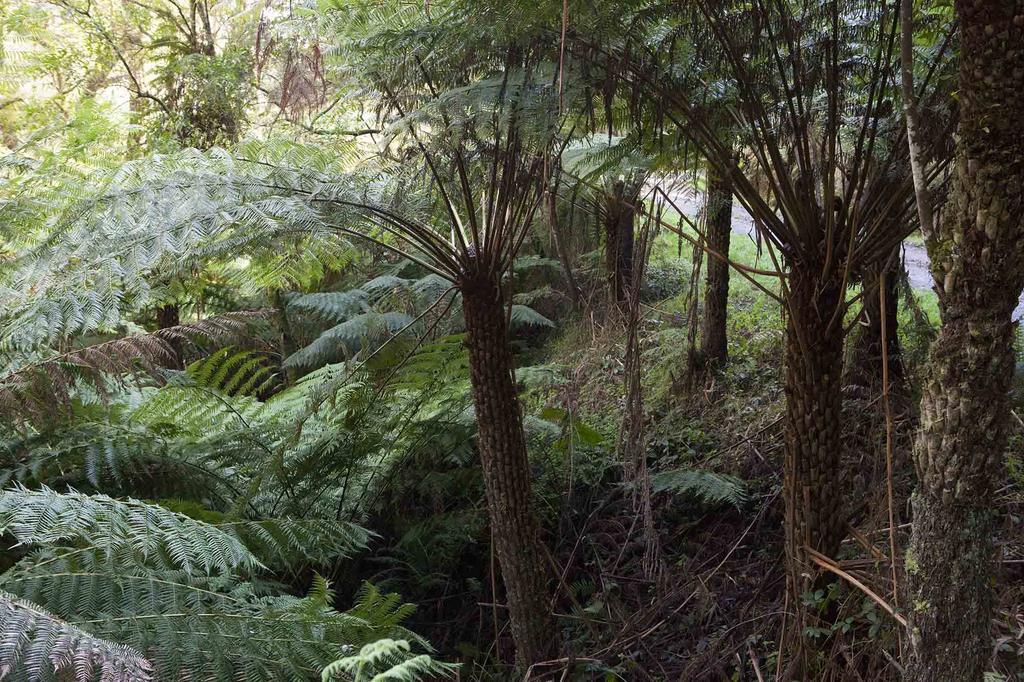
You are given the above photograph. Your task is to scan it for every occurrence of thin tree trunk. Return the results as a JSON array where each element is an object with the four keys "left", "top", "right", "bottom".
[
  {"left": 905, "top": 2, "right": 1024, "bottom": 678},
  {"left": 461, "top": 273, "right": 557, "bottom": 668},
  {"left": 605, "top": 180, "right": 635, "bottom": 307},
  {"left": 700, "top": 166, "right": 732, "bottom": 366},
  {"left": 547, "top": 189, "right": 582, "bottom": 309},
  {"left": 273, "top": 290, "right": 297, "bottom": 385},
  {"left": 156, "top": 304, "right": 184, "bottom": 369},
  {"left": 848, "top": 254, "right": 903, "bottom": 388},
  {"left": 783, "top": 266, "right": 846, "bottom": 666}
]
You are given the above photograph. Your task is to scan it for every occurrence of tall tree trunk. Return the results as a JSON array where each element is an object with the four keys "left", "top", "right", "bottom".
[
  {"left": 156, "top": 304, "right": 184, "bottom": 370},
  {"left": 848, "top": 254, "right": 903, "bottom": 388},
  {"left": 905, "top": 2, "right": 1024, "bottom": 678},
  {"left": 700, "top": 166, "right": 733, "bottom": 366},
  {"left": 605, "top": 180, "right": 635, "bottom": 307},
  {"left": 460, "top": 273, "right": 557, "bottom": 668},
  {"left": 783, "top": 266, "right": 846, "bottom": 665}
]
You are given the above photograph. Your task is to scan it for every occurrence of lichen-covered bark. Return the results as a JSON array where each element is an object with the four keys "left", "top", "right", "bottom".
[
  {"left": 461, "top": 274, "right": 557, "bottom": 668},
  {"left": 905, "top": 2, "right": 1024, "bottom": 678},
  {"left": 782, "top": 265, "right": 846, "bottom": 663},
  {"left": 700, "top": 167, "right": 733, "bottom": 366},
  {"left": 605, "top": 180, "right": 636, "bottom": 307}
]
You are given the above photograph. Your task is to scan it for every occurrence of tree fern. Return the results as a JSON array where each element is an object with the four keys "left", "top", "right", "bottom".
[
  {"left": 0, "top": 591, "right": 153, "bottom": 682},
  {"left": 0, "top": 486, "right": 421, "bottom": 682},
  {"left": 0, "top": 486, "right": 259, "bottom": 575}
]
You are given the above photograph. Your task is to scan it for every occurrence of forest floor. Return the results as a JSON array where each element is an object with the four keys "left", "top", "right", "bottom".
[{"left": 471, "top": 230, "right": 1024, "bottom": 680}]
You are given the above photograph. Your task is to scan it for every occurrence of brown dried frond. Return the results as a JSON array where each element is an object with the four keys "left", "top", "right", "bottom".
[{"left": 0, "top": 310, "right": 269, "bottom": 426}]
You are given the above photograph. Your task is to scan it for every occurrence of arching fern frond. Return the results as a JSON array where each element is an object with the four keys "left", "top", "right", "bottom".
[
  {"left": 0, "top": 311, "right": 267, "bottom": 426},
  {"left": 223, "top": 518, "right": 373, "bottom": 571},
  {"left": 283, "top": 311, "right": 414, "bottom": 371},
  {"left": 321, "top": 638, "right": 457, "bottom": 682},
  {"left": 650, "top": 468, "right": 748, "bottom": 509},
  {"left": 0, "top": 591, "right": 153, "bottom": 682},
  {"left": 0, "top": 486, "right": 260, "bottom": 575},
  {"left": 288, "top": 290, "right": 372, "bottom": 324},
  {"left": 187, "top": 347, "right": 278, "bottom": 398},
  {"left": 509, "top": 304, "right": 554, "bottom": 330}
]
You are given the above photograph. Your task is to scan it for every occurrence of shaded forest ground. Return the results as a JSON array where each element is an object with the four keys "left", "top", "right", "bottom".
[{"left": 340, "top": 227, "right": 1024, "bottom": 680}]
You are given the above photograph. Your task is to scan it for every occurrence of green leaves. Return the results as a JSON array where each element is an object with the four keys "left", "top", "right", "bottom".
[
  {"left": 509, "top": 304, "right": 555, "bottom": 330},
  {"left": 223, "top": 517, "right": 373, "bottom": 571}
]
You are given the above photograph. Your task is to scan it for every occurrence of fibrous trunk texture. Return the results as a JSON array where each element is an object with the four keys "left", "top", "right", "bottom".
[
  {"left": 700, "top": 167, "right": 733, "bottom": 366},
  {"left": 605, "top": 180, "right": 635, "bottom": 307},
  {"left": 848, "top": 254, "right": 902, "bottom": 388},
  {"left": 783, "top": 265, "right": 845, "bottom": 662},
  {"left": 905, "top": 2, "right": 1024, "bottom": 678},
  {"left": 461, "top": 274, "right": 557, "bottom": 668}
]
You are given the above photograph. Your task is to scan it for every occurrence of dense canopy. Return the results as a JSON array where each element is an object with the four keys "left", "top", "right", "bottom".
[{"left": 0, "top": 1, "right": 1022, "bottom": 680}]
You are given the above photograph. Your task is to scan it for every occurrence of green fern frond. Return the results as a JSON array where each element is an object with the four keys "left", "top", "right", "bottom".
[
  {"left": 649, "top": 468, "right": 748, "bottom": 509},
  {"left": 0, "top": 311, "right": 267, "bottom": 425},
  {"left": 188, "top": 348, "right": 278, "bottom": 397},
  {"left": 284, "top": 312, "right": 414, "bottom": 371},
  {"left": 346, "top": 582, "right": 419, "bottom": 641},
  {"left": 0, "top": 486, "right": 260, "bottom": 575},
  {"left": 514, "top": 364, "right": 566, "bottom": 389},
  {"left": 132, "top": 383, "right": 265, "bottom": 436},
  {"left": 289, "top": 290, "right": 372, "bottom": 324},
  {"left": 223, "top": 518, "right": 373, "bottom": 570},
  {"left": 509, "top": 304, "right": 554, "bottom": 330},
  {"left": 321, "top": 639, "right": 457, "bottom": 682},
  {"left": 0, "top": 591, "right": 153, "bottom": 682}
]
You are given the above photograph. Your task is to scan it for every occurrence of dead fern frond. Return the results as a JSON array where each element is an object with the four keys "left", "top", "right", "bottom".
[{"left": 0, "top": 311, "right": 269, "bottom": 425}]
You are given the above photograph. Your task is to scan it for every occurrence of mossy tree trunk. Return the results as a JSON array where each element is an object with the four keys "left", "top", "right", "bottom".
[
  {"left": 905, "top": 2, "right": 1024, "bottom": 678},
  {"left": 700, "top": 166, "right": 733, "bottom": 366},
  {"left": 783, "top": 264, "right": 846, "bottom": 667},
  {"left": 460, "top": 271, "right": 557, "bottom": 668}
]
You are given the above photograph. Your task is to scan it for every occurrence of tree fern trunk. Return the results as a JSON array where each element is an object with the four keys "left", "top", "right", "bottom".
[
  {"left": 783, "top": 266, "right": 845, "bottom": 664},
  {"left": 848, "top": 254, "right": 902, "bottom": 388},
  {"left": 156, "top": 304, "right": 184, "bottom": 370},
  {"left": 700, "top": 166, "right": 732, "bottom": 366},
  {"left": 905, "top": 2, "right": 1024, "bottom": 677},
  {"left": 460, "top": 274, "right": 557, "bottom": 668},
  {"left": 605, "top": 180, "right": 635, "bottom": 307}
]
